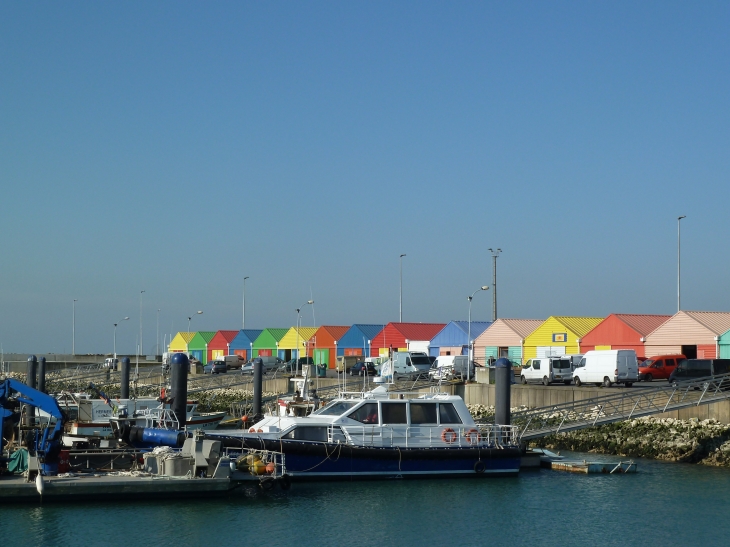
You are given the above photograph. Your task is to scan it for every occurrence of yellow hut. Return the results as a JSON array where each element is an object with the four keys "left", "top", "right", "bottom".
[{"left": 523, "top": 316, "right": 603, "bottom": 360}]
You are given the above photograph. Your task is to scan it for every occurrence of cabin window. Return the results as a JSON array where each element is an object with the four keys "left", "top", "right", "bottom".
[
  {"left": 410, "top": 403, "right": 437, "bottom": 424},
  {"left": 348, "top": 403, "right": 379, "bottom": 424},
  {"left": 439, "top": 403, "right": 462, "bottom": 424},
  {"left": 381, "top": 402, "right": 408, "bottom": 424},
  {"left": 313, "top": 401, "right": 359, "bottom": 416},
  {"left": 283, "top": 426, "right": 328, "bottom": 442}
]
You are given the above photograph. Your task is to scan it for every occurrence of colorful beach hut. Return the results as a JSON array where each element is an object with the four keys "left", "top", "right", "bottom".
[
  {"left": 473, "top": 319, "right": 543, "bottom": 366},
  {"left": 523, "top": 316, "right": 603, "bottom": 361},
  {"left": 168, "top": 332, "right": 195, "bottom": 353},
  {"left": 229, "top": 329, "right": 263, "bottom": 360},
  {"left": 336, "top": 324, "right": 385, "bottom": 359},
  {"left": 644, "top": 311, "right": 730, "bottom": 359},
  {"left": 429, "top": 321, "right": 492, "bottom": 358},
  {"left": 278, "top": 327, "right": 318, "bottom": 362},
  {"left": 252, "top": 329, "right": 288, "bottom": 359},
  {"left": 188, "top": 331, "right": 217, "bottom": 364},
  {"left": 207, "top": 330, "right": 240, "bottom": 362},
  {"left": 308, "top": 326, "right": 350, "bottom": 369},
  {"left": 371, "top": 322, "right": 446, "bottom": 357},
  {"left": 580, "top": 314, "right": 671, "bottom": 358}
]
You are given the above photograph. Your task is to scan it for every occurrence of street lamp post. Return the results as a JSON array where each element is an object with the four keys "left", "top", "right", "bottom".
[
  {"left": 399, "top": 254, "right": 406, "bottom": 322},
  {"left": 156, "top": 308, "right": 161, "bottom": 357},
  {"left": 467, "top": 286, "right": 490, "bottom": 381},
  {"left": 72, "top": 299, "right": 78, "bottom": 355},
  {"left": 296, "top": 300, "right": 314, "bottom": 376},
  {"left": 243, "top": 276, "right": 249, "bottom": 329},
  {"left": 139, "top": 290, "right": 145, "bottom": 356},
  {"left": 487, "top": 249, "right": 502, "bottom": 322},
  {"left": 678, "top": 216, "right": 686, "bottom": 312},
  {"left": 114, "top": 317, "right": 130, "bottom": 358},
  {"left": 188, "top": 310, "right": 203, "bottom": 332}
]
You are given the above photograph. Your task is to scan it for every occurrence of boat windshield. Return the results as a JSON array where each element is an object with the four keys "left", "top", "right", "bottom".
[{"left": 312, "top": 400, "right": 359, "bottom": 416}]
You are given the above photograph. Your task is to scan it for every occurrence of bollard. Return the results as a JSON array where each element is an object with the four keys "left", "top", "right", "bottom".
[
  {"left": 120, "top": 357, "right": 131, "bottom": 399},
  {"left": 170, "top": 353, "right": 189, "bottom": 430},
  {"left": 38, "top": 357, "right": 46, "bottom": 393},
  {"left": 252, "top": 358, "right": 263, "bottom": 421},
  {"left": 494, "top": 358, "right": 512, "bottom": 426}
]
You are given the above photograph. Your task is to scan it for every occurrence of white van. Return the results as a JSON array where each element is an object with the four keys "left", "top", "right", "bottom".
[
  {"left": 380, "top": 351, "right": 432, "bottom": 380},
  {"left": 521, "top": 357, "right": 573, "bottom": 385},
  {"left": 429, "top": 355, "right": 473, "bottom": 381},
  {"left": 572, "top": 350, "right": 638, "bottom": 387}
]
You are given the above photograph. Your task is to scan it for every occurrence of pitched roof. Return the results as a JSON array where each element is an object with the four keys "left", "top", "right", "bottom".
[
  {"left": 214, "top": 330, "right": 240, "bottom": 343},
  {"left": 613, "top": 314, "right": 671, "bottom": 336},
  {"left": 391, "top": 322, "right": 446, "bottom": 340},
  {"left": 500, "top": 319, "right": 544, "bottom": 338},
  {"left": 682, "top": 311, "right": 730, "bottom": 336},
  {"left": 353, "top": 324, "right": 386, "bottom": 340},
  {"left": 314, "top": 325, "right": 350, "bottom": 341},
  {"left": 552, "top": 316, "right": 604, "bottom": 337}
]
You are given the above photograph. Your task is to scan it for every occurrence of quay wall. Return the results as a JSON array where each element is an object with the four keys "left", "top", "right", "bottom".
[{"left": 454, "top": 383, "right": 730, "bottom": 424}]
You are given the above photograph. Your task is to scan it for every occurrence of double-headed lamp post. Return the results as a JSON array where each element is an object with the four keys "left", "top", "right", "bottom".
[
  {"left": 296, "top": 300, "right": 314, "bottom": 376},
  {"left": 114, "top": 317, "right": 129, "bottom": 358},
  {"left": 467, "top": 286, "right": 490, "bottom": 381},
  {"left": 188, "top": 310, "right": 203, "bottom": 332}
]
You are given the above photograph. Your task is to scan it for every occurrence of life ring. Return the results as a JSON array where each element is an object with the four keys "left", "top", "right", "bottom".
[
  {"left": 441, "top": 428, "right": 457, "bottom": 444},
  {"left": 465, "top": 428, "right": 481, "bottom": 444},
  {"left": 474, "top": 460, "right": 486, "bottom": 474}
]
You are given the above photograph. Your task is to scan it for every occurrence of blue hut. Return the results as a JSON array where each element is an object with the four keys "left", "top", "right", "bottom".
[{"left": 429, "top": 321, "right": 492, "bottom": 357}]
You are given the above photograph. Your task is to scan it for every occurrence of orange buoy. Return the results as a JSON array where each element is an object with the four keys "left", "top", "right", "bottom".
[
  {"left": 265, "top": 462, "right": 275, "bottom": 474},
  {"left": 241, "top": 415, "right": 249, "bottom": 422}
]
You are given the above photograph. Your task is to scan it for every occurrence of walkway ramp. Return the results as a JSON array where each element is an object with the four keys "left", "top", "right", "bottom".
[{"left": 500, "top": 374, "right": 730, "bottom": 442}]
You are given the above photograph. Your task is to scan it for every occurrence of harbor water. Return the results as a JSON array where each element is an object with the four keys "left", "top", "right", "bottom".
[{"left": 3, "top": 451, "right": 729, "bottom": 547}]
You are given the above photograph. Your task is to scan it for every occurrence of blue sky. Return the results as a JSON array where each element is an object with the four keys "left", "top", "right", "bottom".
[{"left": 2, "top": 2, "right": 729, "bottom": 354}]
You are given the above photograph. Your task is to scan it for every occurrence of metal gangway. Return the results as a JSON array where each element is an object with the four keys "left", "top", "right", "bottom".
[{"left": 493, "top": 374, "right": 730, "bottom": 442}]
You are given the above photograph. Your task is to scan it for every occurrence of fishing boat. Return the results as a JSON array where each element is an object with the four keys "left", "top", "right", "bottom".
[
  {"left": 56, "top": 394, "right": 225, "bottom": 437},
  {"left": 209, "top": 385, "right": 521, "bottom": 480}
]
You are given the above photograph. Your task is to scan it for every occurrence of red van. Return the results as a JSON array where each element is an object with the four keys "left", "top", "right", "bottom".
[{"left": 639, "top": 354, "right": 686, "bottom": 381}]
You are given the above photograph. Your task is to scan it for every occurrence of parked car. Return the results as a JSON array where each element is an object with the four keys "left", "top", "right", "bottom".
[
  {"left": 429, "top": 355, "right": 475, "bottom": 381},
  {"left": 349, "top": 362, "right": 377, "bottom": 376},
  {"left": 223, "top": 355, "right": 245, "bottom": 370},
  {"left": 639, "top": 354, "right": 685, "bottom": 381},
  {"left": 336, "top": 355, "right": 365, "bottom": 373},
  {"left": 241, "top": 356, "right": 285, "bottom": 375},
  {"left": 668, "top": 359, "right": 730, "bottom": 384},
  {"left": 204, "top": 360, "right": 227, "bottom": 374},
  {"left": 572, "top": 350, "right": 639, "bottom": 387}
]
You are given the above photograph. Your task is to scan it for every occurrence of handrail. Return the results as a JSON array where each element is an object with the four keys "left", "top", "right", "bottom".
[
  {"left": 483, "top": 373, "right": 730, "bottom": 441},
  {"left": 329, "top": 423, "right": 519, "bottom": 448}
]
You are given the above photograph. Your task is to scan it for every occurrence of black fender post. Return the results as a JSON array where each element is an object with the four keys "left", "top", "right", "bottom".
[{"left": 170, "top": 353, "right": 189, "bottom": 430}]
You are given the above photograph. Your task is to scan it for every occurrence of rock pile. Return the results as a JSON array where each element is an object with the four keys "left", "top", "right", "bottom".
[{"left": 532, "top": 417, "right": 730, "bottom": 467}]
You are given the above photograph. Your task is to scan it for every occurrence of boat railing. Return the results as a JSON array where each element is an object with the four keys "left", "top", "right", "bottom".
[
  {"left": 136, "top": 406, "right": 180, "bottom": 430},
  {"left": 337, "top": 390, "right": 450, "bottom": 400},
  {"left": 331, "top": 423, "right": 519, "bottom": 448}
]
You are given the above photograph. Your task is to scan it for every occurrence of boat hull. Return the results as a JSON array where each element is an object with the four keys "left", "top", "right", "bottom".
[{"left": 218, "top": 436, "right": 521, "bottom": 480}]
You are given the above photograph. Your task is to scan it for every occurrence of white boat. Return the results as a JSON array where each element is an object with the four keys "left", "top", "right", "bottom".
[{"left": 209, "top": 385, "right": 521, "bottom": 480}]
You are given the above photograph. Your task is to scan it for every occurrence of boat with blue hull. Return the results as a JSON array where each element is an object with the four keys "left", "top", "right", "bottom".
[{"left": 209, "top": 386, "right": 521, "bottom": 480}]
